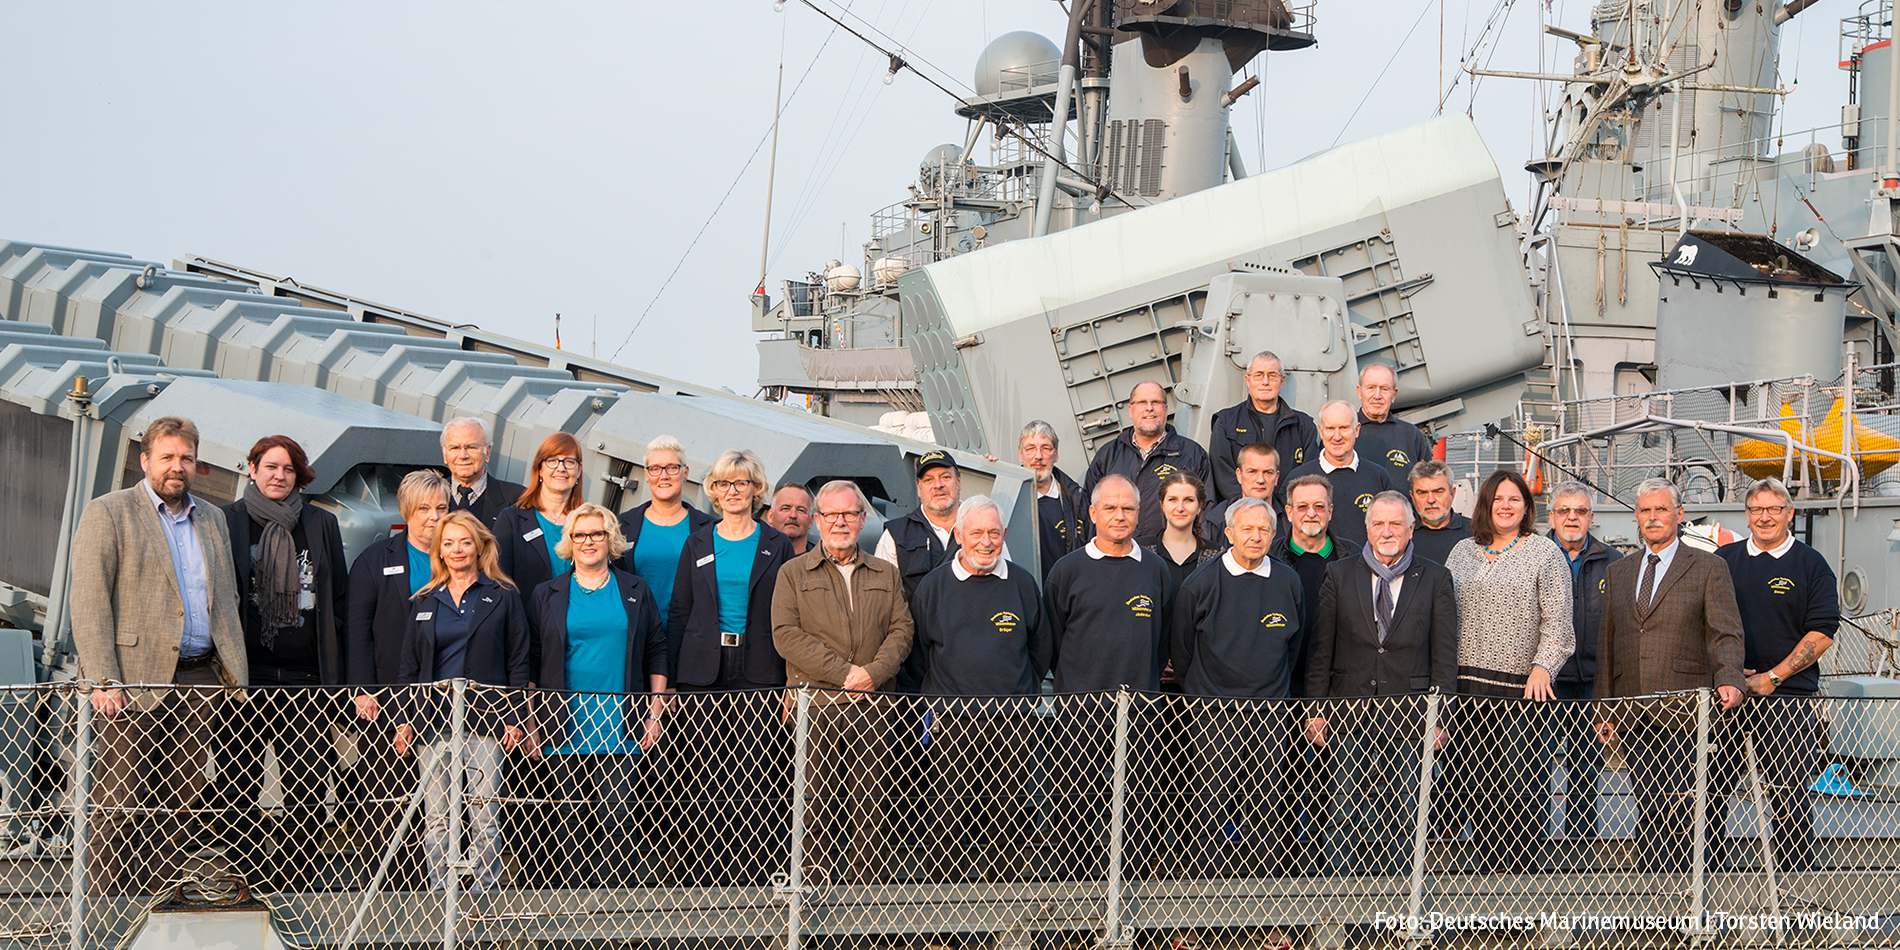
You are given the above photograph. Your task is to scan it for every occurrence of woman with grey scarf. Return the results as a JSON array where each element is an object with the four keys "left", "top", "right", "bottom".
[{"left": 219, "top": 434, "right": 350, "bottom": 892}]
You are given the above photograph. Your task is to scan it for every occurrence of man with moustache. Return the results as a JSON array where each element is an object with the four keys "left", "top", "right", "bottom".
[
  {"left": 1019, "top": 420, "right": 1090, "bottom": 580},
  {"left": 1353, "top": 363, "right": 1434, "bottom": 478},
  {"left": 1084, "top": 380, "right": 1213, "bottom": 548},
  {"left": 1285, "top": 401, "right": 1397, "bottom": 549},
  {"left": 71, "top": 416, "right": 247, "bottom": 896},
  {"left": 1171, "top": 498, "right": 1304, "bottom": 877},
  {"left": 1714, "top": 477, "right": 1838, "bottom": 872},
  {"left": 766, "top": 481, "right": 814, "bottom": 556},
  {"left": 1201, "top": 443, "right": 1282, "bottom": 550},
  {"left": 909, "top": 496, "right": 1049, "bottom": 881},
  {"left": 440, "top": 417, "right": 524, "bottom": 526},
  {"left": 1543, "top": 481, "right": 1619, "bottom": 840},
  {"left": 1268, "top": 474, "right": 1358, "bottom": 872},
  {"left": 1044, "top": 474, "right": 1177, "bottom": 879},
  {"left": 1304, "top": 491, "right": 1458, "bottom": 876},
  {"left": 1406, "top": 460, "right": 1470, "bottom": 566},
  {"left": 1595, "top": 478, "right": 1745, "bottom": 874},
  {"left": 1207, "top": 351, "right": 1317, "bottom": 505}
]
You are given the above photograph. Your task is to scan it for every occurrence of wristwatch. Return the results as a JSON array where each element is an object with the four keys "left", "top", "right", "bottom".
[{"left": 1766, "top": 670, "right": 1783, "bottom": 688}]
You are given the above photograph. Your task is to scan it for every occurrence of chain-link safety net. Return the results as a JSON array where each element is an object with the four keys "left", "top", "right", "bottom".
[{"left": 8, "top": 681, "right": 1900, "bottom": 948}]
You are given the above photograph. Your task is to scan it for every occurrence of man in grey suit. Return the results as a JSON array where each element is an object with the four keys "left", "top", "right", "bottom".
[
  {"left": 1304, "top": 491, "right": 1459, "bottom": 876},
  {"left": 71, "top": 416, "right": 247, "bottom": 897},
  {"left": 1594, "top": 477, "right": 1745, "bottom": 874}
]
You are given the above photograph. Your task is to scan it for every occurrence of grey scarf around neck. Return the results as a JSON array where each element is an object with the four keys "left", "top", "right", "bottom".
[
  {"left": 244, "top": 481, "right": 305, "bottom": 629},
  {"left": 1360, "top": 540, "right": 1412, "bottom": 642}
]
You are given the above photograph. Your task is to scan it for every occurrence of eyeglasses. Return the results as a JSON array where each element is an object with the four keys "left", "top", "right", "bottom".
[
  {"left": 1550, "top": 506, "right": 1591, "bottom": 517},
  {"left": 645, "top": 463, "right": 683, "bottom": 477},
  {"left": 444, "top": 443, "right": 486, "bottom": 455},
  {"left": 816, "top": 510, "right": 863, "bottom": 523},
  {"left": 569, "top": 530, "right": 609, "bottom": 545},
  {"left": 542, "top": 457, "right": 580, "bottom": 470},
  {"left": 1746, "top": 505, "right": 1789, "bottom": 516},
  {"left": 711, "top": 479, "right": 754, "bottom": 493},
  {"left": 1245, "top": 371, "right": 1285, "bottom": 381}
]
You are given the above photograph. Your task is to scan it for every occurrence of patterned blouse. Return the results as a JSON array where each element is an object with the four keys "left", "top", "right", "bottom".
[{"left": 1445, "top": 532, "right": 1574, "bottom": 696}]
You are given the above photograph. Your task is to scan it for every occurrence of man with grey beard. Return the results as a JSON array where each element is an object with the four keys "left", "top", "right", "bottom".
[{"left": 1544, "top": 481, "right": 1619, "bottom": 840}]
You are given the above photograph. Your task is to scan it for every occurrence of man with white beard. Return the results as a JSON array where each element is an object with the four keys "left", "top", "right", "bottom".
[
  {"left": 909, "top": 497, "right": 1048, "bottom": 881},
  {"left": 1543, "top": 481, "right": 1620, "bottom": 840}
]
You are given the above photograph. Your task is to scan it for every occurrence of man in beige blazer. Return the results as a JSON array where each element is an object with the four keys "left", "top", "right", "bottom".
[
  {"left": 1594, "top": 476, "right": 1744, "bottom": 874},
  {"left": 71, "top": 416, "right": 247, "bottom": 897}
]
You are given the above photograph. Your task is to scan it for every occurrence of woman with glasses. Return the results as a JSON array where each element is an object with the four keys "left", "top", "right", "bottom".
[
  {"left": 616, "top": 435, "right": 711, "bottom": 639},
  {"left": 496, "top": 432, "right": 586, "bottom": 673},
  {"left": 531, "top": 502, "right": 668, "bottom": 887},
  {"left": 391, "top": 511, "right": 532, "bottom": 893},
  {"left": 1444, "top": 469, "right": 1573, "bottom": 874},
  {"left": 666, "top": 449, "right": 795, "bottom": 883}
]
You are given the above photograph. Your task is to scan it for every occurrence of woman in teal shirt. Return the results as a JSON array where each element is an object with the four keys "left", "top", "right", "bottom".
[{"left": 532, "top": 502, "right": 667, "bottom": 888}]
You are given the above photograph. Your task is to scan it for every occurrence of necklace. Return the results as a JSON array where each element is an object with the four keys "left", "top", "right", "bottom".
[
  {"left": 1481, "top": 534, "right": 1522, "bottom": 558},
  {"left": 575, "top": 570, "right": 612, "bottom": 593}
]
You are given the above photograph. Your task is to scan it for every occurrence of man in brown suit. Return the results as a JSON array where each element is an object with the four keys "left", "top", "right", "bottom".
[
  {"left": 1594, "top": 477, "right": 1744, "bottom": 874},
  {"left": 772, "top": 479, "right": 914, "bottom": 885},
  {"left": 70, "top": 416, "right": 247, "bottom": 896}
]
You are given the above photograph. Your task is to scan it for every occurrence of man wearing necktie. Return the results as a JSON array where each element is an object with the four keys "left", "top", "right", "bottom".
[
  {"left": 441, "top": 417, "right": 526, "bottom": 527},
  {"left": 1594, "top": 477, "right": 1745, "bottom": 874},
  {"left": 1303, "top": 491, "right": 1458, "bottom": 876}
]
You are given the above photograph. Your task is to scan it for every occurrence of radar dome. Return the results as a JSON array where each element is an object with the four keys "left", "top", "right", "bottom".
[
  {"left": 974, "top": 31, "right": 1060, "bottom": 97},
  {"left": 920, "top": 144, "right": 962, "bottom": 169}
]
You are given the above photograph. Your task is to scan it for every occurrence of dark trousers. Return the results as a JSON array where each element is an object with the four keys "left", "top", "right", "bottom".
[
  {"left": 88, "top": 664, "right": 224, "bottom": 897},
  {"left": 346, "top": 709, "right": 426, "bottom": 891},
  {"left": 1546, "top": 682, "right": 1602, "bottom": 840},
  {"left": 1277, "top": 712, "right": 1332, "bottom": 876},
  {"left": 539, "top": 753, "right": 642, "bottom": 887},
  {"left": 1713, "top": 696, "right": 1819, "bottom": 873},
  {"left": 226, "top": 679, "right": 339, "bottom": 891},
  {"left": 671, "top": 682, "right": 789, "bottom": 885},
  {"left": 805, "top": 701, "right": 891, "bottom": 885},
  {"left": 1189, "top": 701, "right": 1283, "bottom": 879},
  {"left": 1051, "top": 703, "right": 1153, "bottom": 881},
  {"left": 1623, "top": 720, "right": 1725, "bottom": 875},
  {"left": 1325, "top": 704, "right": 1426, "bottom": 878},
  {"left": 1449, "top": 694, "right": 1541, "bottom": 873},
  {"left": 928, "top": 709, "right": 1033, "bottom": 882}
]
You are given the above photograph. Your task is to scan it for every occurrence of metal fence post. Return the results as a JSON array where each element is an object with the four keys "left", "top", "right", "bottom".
[
  {"left": 68, "top": 687, "right": 90, "bottom": 950},
  {"left": 1402, "top": 691, "right": 1443, "bottom": 946},
  {"left": 1688, "top": 688, "right": 1714, "bottom": 946},
  {"left": 781, "top": 687, "right": 813, "bottom": 950},
  {"left": 1102, "top": 688, "right": 1133, "bottom": 950},
  {"left": 444, "top": 679, "right": 467, "bottom": 950}
]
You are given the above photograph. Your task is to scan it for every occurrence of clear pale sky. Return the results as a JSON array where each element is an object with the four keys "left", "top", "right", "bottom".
[{"left": 2, "top": 1, "right": 1847, "bottom": 393}]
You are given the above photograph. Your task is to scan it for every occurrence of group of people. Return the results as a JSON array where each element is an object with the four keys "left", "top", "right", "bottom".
[{"left": 68, "top": 351, "right": 1840, "bottom": 895}]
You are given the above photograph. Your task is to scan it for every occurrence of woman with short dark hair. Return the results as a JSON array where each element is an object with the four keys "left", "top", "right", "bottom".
[
  {"left": 219, "top": 434, "right": 349, "bottom": 891},
  {"left": 1444, "top": 468, "right": 1574, "bottom": 874}
]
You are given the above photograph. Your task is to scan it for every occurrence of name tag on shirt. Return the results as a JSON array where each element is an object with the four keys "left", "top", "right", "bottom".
[
  {"left": 415, "top": 612, "right": 433, "bottom": 621},
  {"left": 696, "top": 553, "right": 716, "bottom": 567},
  {"left": 523, "top": 528, "right": 544, "bottom": 542},
  {"left": 383, "top": 565, "right": 405, "bottom": 576}
]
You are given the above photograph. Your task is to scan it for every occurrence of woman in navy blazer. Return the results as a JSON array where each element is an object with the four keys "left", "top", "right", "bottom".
[
  {"left": 495, "top": 432, "right": 586, "bottom": 676},
  {"left": 615, "top": 434, "right": 713, "bottom": 626},
  {"left": 343, "top": 470, "right": 450, "bottom": 889},
  {"left": 665, "top": 449, "right": 795, "bottom": 884},
  {"left": 391, "top": 511, "right": 532, "bottom": 893},
  {"left": 531, "top": 503, "right": 668, "bottom": 887}
]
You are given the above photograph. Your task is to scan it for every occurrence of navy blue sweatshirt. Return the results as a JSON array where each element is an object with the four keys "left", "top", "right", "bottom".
[
  {"left": 911, "top": 559, "right": 1050, "bottom": 698},
  {"left": 1355, "top": 411, "right": 1434, "bottom": 478},
  {"left": 1082, "top": 425, "right": 1213, "bottom": 548},
  {"left": 1044, "top": 544, "right": 1176, "bottom": 693},
  {"left": 1715, "top": 538, "right": 1840, "bottom": 695},
  {"left": 1170, "top": 555, "right": 1305, "bottom": 698},
  {"left": 1411, "top": 512, "right": 1471, "bottom": 567}
]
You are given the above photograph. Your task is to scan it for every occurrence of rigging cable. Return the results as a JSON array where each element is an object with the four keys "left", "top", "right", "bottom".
[
  {"left": 610, "top": 9, "right": 848, "bottom": 360},
  {"left": 1334, "top": 0, "right": 1439, "bottom": 147}
]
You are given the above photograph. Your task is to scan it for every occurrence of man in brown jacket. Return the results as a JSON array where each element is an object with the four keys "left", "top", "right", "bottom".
[
  {"left": 70, "top": 416, "right": 247, "bottom": 896},
  {"left": 772, "top": 479, "right": 914, "bottom": 885},
  {"left": 1594, "top": 477, "right": 1745, "bottom": 874}
]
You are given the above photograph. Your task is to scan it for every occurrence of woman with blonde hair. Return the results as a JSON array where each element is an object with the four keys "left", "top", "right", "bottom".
[
  {"left": 391, "top": 510, "right": 532, "bottom": 892},
  {"left": 530, "top": 502, "right": 668, "bottom": 887},
  {"left": 666, "top": 449, "right": 796, "bottom": 884},
  {"left": 616, "top": 435, "right": 712, "bottom": 627}
]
